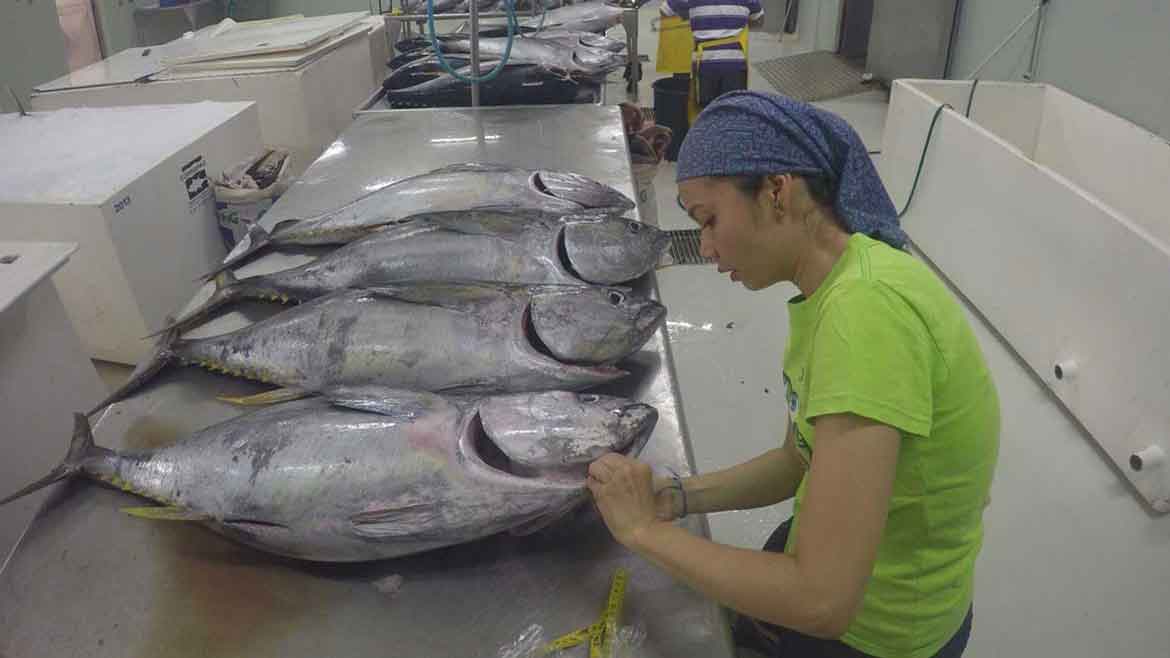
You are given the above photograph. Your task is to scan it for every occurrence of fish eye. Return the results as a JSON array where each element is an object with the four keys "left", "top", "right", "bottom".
[
  {"left": 579, "top": 394, "right": 600, "bottom": 403},
  {"left": 627, "top": 222, "right": 643, "bottom": 233},
  {"left": 607, "top": 291, "right": 625, "bottom": 305}
]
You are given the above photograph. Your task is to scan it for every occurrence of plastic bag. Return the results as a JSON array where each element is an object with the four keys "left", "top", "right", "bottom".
[
  {"left": 495, "top": 622, "right": 647, "bottom": 658},
  {"left": 214, "top": 148, "right": 292, "bottom": 250}
]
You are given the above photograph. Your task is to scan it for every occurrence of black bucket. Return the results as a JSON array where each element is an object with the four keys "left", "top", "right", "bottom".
[{"left": 653, "top": 74, "right": 691, "bottom": 162}]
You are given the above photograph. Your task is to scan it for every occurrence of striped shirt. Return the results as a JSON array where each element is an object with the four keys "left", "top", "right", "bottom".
[{"left": 662, "top": 0, "right": 763, "bottom": 72}]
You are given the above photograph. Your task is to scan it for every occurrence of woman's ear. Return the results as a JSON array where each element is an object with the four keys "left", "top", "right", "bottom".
[{"left": 763, "top": 174, "right": 794, "bottom": 216}]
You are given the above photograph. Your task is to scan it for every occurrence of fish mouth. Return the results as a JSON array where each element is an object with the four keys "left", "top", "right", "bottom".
[
  {"left": 522, "top": 302, "right": 634, "bottom": 374},
  {"left": 554, "top": 226, "right": 587, "bottom": 281},
  {"left": 635, "top": 304, "right": 667, "bottom": 335},
  {"left": 467, "top": 404, "right": 654, "bottom": 484}
]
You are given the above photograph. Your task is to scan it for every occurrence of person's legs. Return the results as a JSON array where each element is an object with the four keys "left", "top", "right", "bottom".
[
  {"left": 697, "top": 70, "right": 724, "bottom": 107},
  {"left": 697, "top": 66, "right": 749, "bottom": 107},
  {"left": 724, "top": 69, "right": 748, "bottom": 96}
]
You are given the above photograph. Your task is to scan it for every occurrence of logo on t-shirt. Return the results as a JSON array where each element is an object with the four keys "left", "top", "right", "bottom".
[{"left": 783, "top": 371, "right": 812, "bottom": 463}]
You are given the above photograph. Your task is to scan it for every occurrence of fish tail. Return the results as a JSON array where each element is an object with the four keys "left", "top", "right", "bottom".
[
  {"left": 197, "top": 220, "right": 275, "bottom": 282},
  {"left": 87, "top": 324, "right": 183, "bottom": 417},
  {"left": 146, "top": 271, "right": 248, "bottom": 337},
  {"left": 0, "top": 414, "right": 109, "bottom": 506}
]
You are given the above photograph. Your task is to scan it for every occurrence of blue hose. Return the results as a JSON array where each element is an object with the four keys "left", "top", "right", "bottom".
[{"left": 427, "top": 0, "right": 518, "bottom": 83}]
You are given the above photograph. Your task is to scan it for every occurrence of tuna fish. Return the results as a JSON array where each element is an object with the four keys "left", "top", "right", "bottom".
[
  {"left": 383, "top": 60, "right": 597, "bottom": 108},
  {"left": 162, "top": 210, "right": 670, "bottom": 333},
  {"left": 519, "top": 1, "right": 623, "bottom": 32},
  {"left": 92, "top": 282, "right": 666, "bottom": 414},
  {"left": 388, "top": 34, "right": 627, "bottom": 79},
  {"left": 3, "top": 389, "right": 657, "bottom": 562},
  {"left": 209, "top": 163, "right": 634, "bottom": 278}
]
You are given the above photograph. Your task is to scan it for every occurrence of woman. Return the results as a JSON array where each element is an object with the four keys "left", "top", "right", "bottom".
[{"left": 587, "top": 91, "right": 1000, "bottom": 658}]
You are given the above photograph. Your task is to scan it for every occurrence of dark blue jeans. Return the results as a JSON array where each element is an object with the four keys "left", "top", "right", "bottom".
[{"left": 732, "top": 519, "right": 974, "bottom": 658}]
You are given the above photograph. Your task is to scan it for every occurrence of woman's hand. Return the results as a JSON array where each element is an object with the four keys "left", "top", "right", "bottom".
[{"left": 587, "top": 453, "right": 665, "bottom": 549}]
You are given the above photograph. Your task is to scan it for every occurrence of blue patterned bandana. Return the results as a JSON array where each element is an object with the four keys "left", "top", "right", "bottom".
[{"left": 676, "top": 91, "right": 906, "bottom": 249}]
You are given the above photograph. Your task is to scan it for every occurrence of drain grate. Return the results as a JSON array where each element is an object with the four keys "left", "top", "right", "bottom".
[
  {"left": 753, "top": 50, "right": 870, "bottom": 102},
  {"left": 665, "top": 229, "right": 712, "bottom": 265}
]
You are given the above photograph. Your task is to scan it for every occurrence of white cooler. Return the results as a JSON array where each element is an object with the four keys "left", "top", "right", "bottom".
[
  {"left": 0, "top": 102, "right": 262, "bottom": 364},
  {"left": 0, "top": 241, "right": 107, "bottom": 559},
  {"left": 29, "top": 15, "right": 377, "bottom": 177}
]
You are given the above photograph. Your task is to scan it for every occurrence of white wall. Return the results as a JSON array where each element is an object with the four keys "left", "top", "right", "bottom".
[
  {"left": 0, "top": 0, "right": 68, "bottom": 113},
  {"left": 949, "top": 0, "right": 1170, "bottom": 139}
]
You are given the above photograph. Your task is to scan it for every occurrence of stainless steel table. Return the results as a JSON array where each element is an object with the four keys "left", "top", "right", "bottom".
[{"left": 0, "top": 105, "right": 734, "bottom": 658}]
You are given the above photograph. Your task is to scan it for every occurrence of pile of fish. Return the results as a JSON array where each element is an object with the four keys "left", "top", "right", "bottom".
[
  {"left": 401, "top": 0, "right": 567, "bottom": 14},
  {"left": 2, "top": 161, "right": 672, "bottom": 562},
  {"left": 382, "top": 2, "right": 627, "bottom": 108}
]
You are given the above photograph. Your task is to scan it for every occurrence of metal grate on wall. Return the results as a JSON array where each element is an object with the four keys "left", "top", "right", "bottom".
[{"left": 664, "top": 229, "right": 712, "bottom": 265}]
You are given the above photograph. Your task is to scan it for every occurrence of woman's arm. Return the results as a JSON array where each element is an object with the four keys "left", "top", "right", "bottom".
[
  {"left": 589, "top": 413, "right": 900, "bottom": 639},
  {"left": 656, "top": 423, "right": 805, "bottom": 519}
]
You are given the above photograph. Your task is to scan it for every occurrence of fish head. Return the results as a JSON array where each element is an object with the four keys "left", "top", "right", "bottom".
[
  {"left": 532, "top": 170, "right": 634, "bottom": 212},
  {"left": 477, "top": 391, "right": 657, "bottom": 476},
  {"left": 577, "top": 33, "right": 625, "bottom": 53},
  {"left": 560, "top": 217, "right": 671, "bottom": 284},
  {"left": 570, "top": 47, "right": 627, "bottom": 75},
  {"left": 529, "top": 286, "right": 665, "bottom": 364}
]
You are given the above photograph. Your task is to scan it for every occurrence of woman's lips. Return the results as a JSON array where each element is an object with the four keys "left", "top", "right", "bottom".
[{"left": 716, "top": 264, "right": 740, "bottom": 282}]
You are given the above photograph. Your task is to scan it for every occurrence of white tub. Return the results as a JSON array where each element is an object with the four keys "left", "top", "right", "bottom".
[{"left": 880, "top": 79, "right": 1170, "bottom": 513}]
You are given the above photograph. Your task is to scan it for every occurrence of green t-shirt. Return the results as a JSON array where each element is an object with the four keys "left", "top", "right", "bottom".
[{"left": 782, "top": 234, "right": 1000, "bottom": 658}]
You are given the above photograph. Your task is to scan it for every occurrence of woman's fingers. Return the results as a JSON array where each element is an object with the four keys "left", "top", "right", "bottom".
[{"left": 587, "top": 453, "right": 632, "bottom": 483}]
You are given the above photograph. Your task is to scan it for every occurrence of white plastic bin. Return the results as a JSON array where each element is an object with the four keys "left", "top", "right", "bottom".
[{"left": 880, "top": 79, "right": 1170, "bottom": 512}]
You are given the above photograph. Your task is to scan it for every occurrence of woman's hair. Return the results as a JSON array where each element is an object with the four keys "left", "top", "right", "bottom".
[{"left": 726, "top": 175, "right": 838, "bottom": 210}]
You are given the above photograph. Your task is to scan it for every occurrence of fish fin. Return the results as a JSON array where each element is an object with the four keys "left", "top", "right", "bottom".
[
  {"left": 122, "top": 506, "right": 209, "bottom": 522},
  {"left": 350, "top": 504, "right": 445, "bottom": 540},
  {"left": 507, "top": 496, "right": 588, "bottom": 537},
  {"left": 145, "top": 270, "right": 243, "bottom": 337},
  {"left": 198, "top": 220, "right": 274, "bottom": 282},
  {"left": 420, "top": 209, "right": 549, "bottom": 236},
  {"left": 324, "top": 387, "right": 450, "bottom": 418},
  {"left": 217, "top": 387, "right": 308, "bottom": 406},
  {"left": 363, "top": 283, "right": 509, "bottom": 313},
  {"left": 87, "top": 328, "right": 182, "bottom": 417},
  {"left": 0, "top": 413, "right": 108, "bottom": 506},
  {"left": 220, "top": 519, "right": 291, "bottom": 534}
]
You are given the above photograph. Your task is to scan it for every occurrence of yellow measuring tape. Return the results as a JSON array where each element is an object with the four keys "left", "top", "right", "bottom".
[{"left": 542, "top": 568, "right": 629, "bottom": 656}]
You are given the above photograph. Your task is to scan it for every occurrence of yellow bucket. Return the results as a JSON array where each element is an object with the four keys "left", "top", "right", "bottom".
[{"left": 655, "top": 16, "right": 694, "bottom": 75}]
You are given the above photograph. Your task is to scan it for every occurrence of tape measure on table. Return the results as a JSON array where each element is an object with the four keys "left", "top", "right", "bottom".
[{"left": 542, "top": 568, "right": 629, "bottom": 656}]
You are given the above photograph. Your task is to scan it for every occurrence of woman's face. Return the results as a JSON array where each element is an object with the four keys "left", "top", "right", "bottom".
[{"left": 677, "top": 176, "right": 793, "bottom": 290}]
